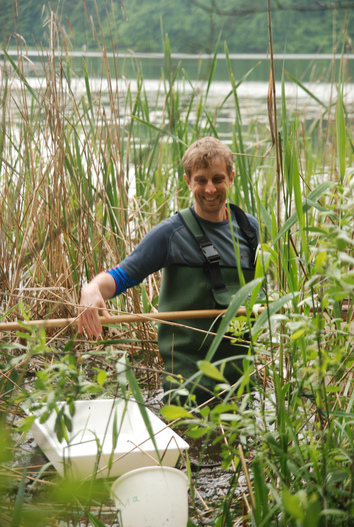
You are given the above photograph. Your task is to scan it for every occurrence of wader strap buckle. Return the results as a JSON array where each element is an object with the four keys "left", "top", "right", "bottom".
[
  {"left": 198, "top": 238, "right": 228, "bottom": 293},
  {"left": 197, "top": 236, "right": 221, "bottom": 264}
]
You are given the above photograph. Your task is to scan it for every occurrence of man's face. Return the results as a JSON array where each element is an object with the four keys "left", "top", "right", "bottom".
[{"left": 184, "top": 157, "right": 234, "bottom": 222}]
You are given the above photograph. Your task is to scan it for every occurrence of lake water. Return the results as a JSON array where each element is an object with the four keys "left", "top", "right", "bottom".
[
  {"left": 2, "top": 52, "right": 354, "bottom": 147},
  {"left": 4, "top": 49, "right": 354, "bottom": 80},
  {"left": 14, "top": 78, "right": 353, "bottom": 147},
  {"left": 5, "top": 50, "right": 354, "bottom": 104}
]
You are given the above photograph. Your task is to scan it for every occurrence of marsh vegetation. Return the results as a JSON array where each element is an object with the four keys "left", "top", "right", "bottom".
[{"left": 0, "top": 4, "right": 353, "bottom": 526}]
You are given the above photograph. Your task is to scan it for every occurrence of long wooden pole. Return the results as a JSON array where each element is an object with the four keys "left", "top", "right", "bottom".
[
  {"left": 0, "top": 302, "right": 344, "bottom": 332},
  {"left": 0, "top": 308, "right": 238, "bottom": 332}
]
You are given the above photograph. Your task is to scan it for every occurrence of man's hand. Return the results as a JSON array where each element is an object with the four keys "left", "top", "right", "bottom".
[{"left": 78, "top": 273, "right": 116, "bottom": 337}]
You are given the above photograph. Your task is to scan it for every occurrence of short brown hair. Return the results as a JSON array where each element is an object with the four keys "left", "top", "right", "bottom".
[{"left": 182, "top": 136, "right": 234, "bottom": 179}]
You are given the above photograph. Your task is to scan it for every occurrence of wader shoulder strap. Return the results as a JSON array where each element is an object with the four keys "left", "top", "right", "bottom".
[
  {"left": 177, "top": 205, "right": 258, "bottom": 293},
  {"left": 229, "top": 204, "right": 258, "bottom": 263},
  {"left": 177, "top": 207, "right": 227, "bottom": 293}
]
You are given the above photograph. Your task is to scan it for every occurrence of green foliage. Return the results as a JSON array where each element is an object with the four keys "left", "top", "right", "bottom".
[
  {"left": 171, "top": 138, "right": 354, "bottom": 525},
  {"left": 0, "top": 325, "right": 165, "bottom": 525},
  {"left": 0, "top": 3, "right": 353, "bottom": 524},
  {"left": 1, "top": 0, "right": 353, "bottom": 54}
]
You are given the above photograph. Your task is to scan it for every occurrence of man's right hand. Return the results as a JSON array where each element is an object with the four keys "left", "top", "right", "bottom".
[{"left": 78, "top": 273, "right": 116, "bottom": 337}]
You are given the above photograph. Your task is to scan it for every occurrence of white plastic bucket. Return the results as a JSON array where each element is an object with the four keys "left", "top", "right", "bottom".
[{"left": 111, "top": 466, "right": 189, "bottom": 527}]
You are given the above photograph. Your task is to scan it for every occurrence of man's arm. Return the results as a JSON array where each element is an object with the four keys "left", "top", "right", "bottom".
[
  {"left": 78, "top": 215, "right": 177, "bottom": 337},
  {"left": 78, "top": 272, "right": 116, "bottom": 337}
]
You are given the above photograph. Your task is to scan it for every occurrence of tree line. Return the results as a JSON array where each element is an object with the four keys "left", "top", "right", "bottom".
[{"left": 1, "top": 0, "right": 353, "bottom": 55}]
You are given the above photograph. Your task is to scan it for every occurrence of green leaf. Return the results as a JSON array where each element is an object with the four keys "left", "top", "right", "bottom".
[
  {"left": 282, "top": 488, "right": 305, "bottom": 521},
  {"left": 197, "top": 360, "right": 226, "bottom": 382},
  {"left": 290, "top": 329, "right": 306, "bottom": 340},
  {"left": 28, "top": 461, "right": 53, "bottom": 491},
  {"left": 85, "top": 511, "right": 107, "bottom": 527},
  {"left": 206, "top": 278, "right": 263, "bottom": 363},
  {"left": 251, "top": 292, "right": 299, "bottom": 338},
  {"left": 199, "top": 406, "right": 210, "bottom": 418},
  {"left": 116, "top": 355, "right": 128, "bottom": 390},
  {"left": 63, "top": 340, "right": 76, "bottom": 352},
  {"left": 17, "top": 415, "right": 36, "bottom": 435},
  {"left": 326, "top": 468, "right": 349, "bottom": 485},
  {"left": 3, "top": 49, "right": 39, "bottom": 103},
  {"left": 215, "top": 506, "right": 233, "bottom": 527},
  {"left": 11, "top": 469, "right": 27, "bottom": 527},
  {"left": 97, "top": 370, "right": 107, "bottom": 386},
  {"left": 284, "top": 70, "right": 327, "bottom": 109},
  {"left": 160, "top": 405, "right": 193, "bottom": 421},
  {"left": 185, "top": 426, "right": 209, "bottom": 439},
  {"left": 141, "top": 282, "right": 151, "bottom": 313},
  {"left": 83, "top": 58, "right": 94, "bottom": 121},
  {"left": 336, "top": 91, "right": 346, "bottom": 182},
  {"left": 34, "top": 378, "right": 47, "bottom": 390},
  {"left": 126, "top": 365, "right": 160, "bottom": 459},
  {"left": 68, "top": 400, "right": 75, "bottom": 417},
  {"left": 0, "top": 342, "right": 26, "bottom": 350},
  {"left": 16, "top": 331, "right": 31, "bottom": 339},
  {"left": 63, "top": 413, "right": 73, "bottom": 433},
  {"left": 131, "top": 115, "right": 187, "bottom": 145},
  {"left": 205, "top": 31, "right": 222, "bottom": 99},
  {"left": 325, "top": 386, "right": 341, "bottom": 393},
  {"left": 273, "top": 181, "right": 333, "bottom": 243},
  {"left": 303, "top": 496, "right": 321, "bottom": 527},
  {"left": 39, "top": 410, "right": 51, "bottom": 424},
  {"left": 211, "top": 403, "right": 238, "bottom": 416},
  {"left": 64, "top": 353, "right": 76, "bottom": 367}
]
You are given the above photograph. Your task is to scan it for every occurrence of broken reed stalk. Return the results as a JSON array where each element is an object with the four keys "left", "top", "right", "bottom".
[{"left": 0, "top": 307, "right": 265, "bottom": 332}]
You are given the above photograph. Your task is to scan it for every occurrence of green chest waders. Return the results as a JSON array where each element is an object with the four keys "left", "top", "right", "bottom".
[{"left": 158, "top": 206, "right": 258, "bottom": 403}]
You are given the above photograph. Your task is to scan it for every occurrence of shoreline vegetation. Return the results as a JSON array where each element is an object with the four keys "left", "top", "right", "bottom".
[
  {"left": 1, "top": 2, "right": 353, "bottom": 526},
  {"left": 1, "top": 0, "right": 354, "bottom": 55}
]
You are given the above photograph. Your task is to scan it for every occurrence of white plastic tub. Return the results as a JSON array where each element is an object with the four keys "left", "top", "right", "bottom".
[
  {"left": 111, "top": 466, "right": 189, "bottom": 527},
  {"left": 30, "top": 398, "right": 189, "bottom": 479}
]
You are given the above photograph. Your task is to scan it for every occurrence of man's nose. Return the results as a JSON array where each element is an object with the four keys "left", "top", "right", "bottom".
[{"left": 205, "top": 181, "right": 216, "bottom": 193}]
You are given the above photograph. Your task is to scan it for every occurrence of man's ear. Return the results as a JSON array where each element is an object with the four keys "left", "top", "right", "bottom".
[
  {"left": 229, "top": 171, "right": 235, "bottom": 186},
  {"left": 184, "top": 174, "right": 191, "bottom": 189}
]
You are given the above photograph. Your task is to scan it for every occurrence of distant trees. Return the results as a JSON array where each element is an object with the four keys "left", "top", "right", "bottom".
[{"left": 1, "top": 0, "right": 353, "bottom": 54}]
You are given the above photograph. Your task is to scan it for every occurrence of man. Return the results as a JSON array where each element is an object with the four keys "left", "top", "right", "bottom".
[{"left": 79, "top": 137, "right": 259, "bottom": 403}]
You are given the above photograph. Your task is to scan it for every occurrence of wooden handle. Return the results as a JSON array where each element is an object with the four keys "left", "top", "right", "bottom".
[{"left": 0, "top": 308, "right": 238, "bottom": 332}]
